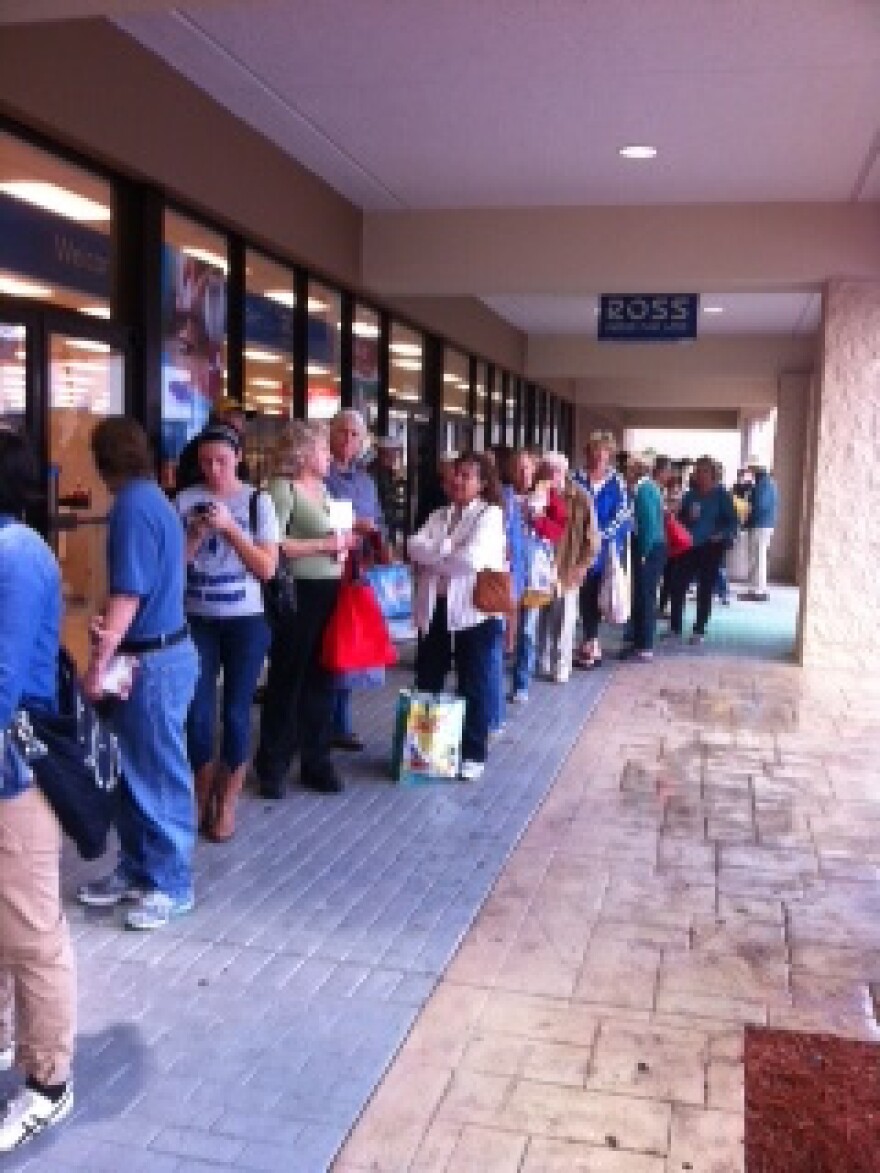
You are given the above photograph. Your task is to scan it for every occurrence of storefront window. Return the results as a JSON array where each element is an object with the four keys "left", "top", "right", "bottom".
[
  {"left": 243, "top": 249, "right": 294, "bottom": 484},
  {"left": 160, "top": 208, "right": 227, "bottom": 470},
  {"left": 388, "top": 321, "right": 425, "bottom": 459},
  {"left": 352, "top": 303, "right": 380, "bottom": 433},
  {"left": 508, "top": 377, "right": 519, "bottom": 447},
  {"left": 443, "top": 346, "right": 469, "bottom": 417},
  {"left": 307, "top": 279, "right": 341, "bottom": 420},
  {"left": 0, "top": 131, "right": 112, "bottom": 317},
  {"left": 474, "top": 360, "right": 487, "bottom": 452},
  {"left": 490, "top": 369, "right": 503, "bottom": 446},
  {"left": 0, "top": 323, "right": 25, "bottom": 426}
]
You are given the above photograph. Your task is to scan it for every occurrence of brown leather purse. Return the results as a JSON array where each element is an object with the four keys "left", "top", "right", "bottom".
[{"left": 473, "top": 568, "right": 515, "bottom": 614}]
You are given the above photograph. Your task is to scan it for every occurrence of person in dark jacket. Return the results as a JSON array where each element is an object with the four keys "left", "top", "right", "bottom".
[
  {"left": 669, "top": 456, "right": 739, "bottom": 643},
  {"left": 739, "top": 459, "right": 779, "bottom": 602}
]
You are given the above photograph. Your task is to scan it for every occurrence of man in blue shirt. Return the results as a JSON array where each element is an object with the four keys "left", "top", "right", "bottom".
[
  {"left": 739, "top": 459, "right": 779, "bottom": 602},
  {"left": 325, "top": 410, "right": 386, "bottom": 751},
  {"left": 78, "top": 419, "right": 199, "bottom": 932},
  {"left": 669, "top": 456, "right": 739, "bottom": 644}
]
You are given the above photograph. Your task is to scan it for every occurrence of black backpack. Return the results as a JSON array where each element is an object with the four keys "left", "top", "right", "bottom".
[{"left": 11, "top": 647, "right": 120, "bottom": 859}]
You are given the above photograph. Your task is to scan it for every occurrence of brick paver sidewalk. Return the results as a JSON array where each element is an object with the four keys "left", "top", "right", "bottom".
[{"left": 0, "top": 660, "right": 609, "bottom": 1172}]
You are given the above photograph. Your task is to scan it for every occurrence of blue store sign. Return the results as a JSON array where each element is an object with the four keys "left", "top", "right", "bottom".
[
  {"left": 598, "top": 294, "right": 698, "bottom": 341},
  {"left": 0, "top": 192, "right": 111, "bottom": 300}
]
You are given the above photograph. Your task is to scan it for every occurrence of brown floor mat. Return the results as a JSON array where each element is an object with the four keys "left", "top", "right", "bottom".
[{"left": 745, "top": 1026, "right": 880, "bottom": 1172}]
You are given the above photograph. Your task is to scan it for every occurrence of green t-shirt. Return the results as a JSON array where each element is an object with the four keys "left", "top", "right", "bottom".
[{"left": 283, "top": 483, "right": 342, "bottom": 580}]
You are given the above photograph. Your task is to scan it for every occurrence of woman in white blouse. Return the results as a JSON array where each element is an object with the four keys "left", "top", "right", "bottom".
[{"left": 408, "top": 452, "right": 506, "bottom": 781}]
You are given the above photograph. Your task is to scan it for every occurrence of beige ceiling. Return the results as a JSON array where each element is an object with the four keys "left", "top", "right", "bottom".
[{"left": 2, "top": 0, "right": 877, "bottom": 404}]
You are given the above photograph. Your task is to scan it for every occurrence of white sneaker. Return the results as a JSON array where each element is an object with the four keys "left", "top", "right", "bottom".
[
  {"left": 459, "top": 759, "right": 485, "bottom": 782},
  {"left": 125, "top": 891, "right": 194, "bottom": 932},
  {"left": 509, "top": 690, "right": 529, "bottom": 705},
  {"left": 0, "top": 1082, "right": 73, "bottom": 1151},
  {"left": 553, "top": 667, "right": 571, "bottom": 684},
  {"left": 0, "top": 1044, "right": 13, "bottom": 1072},
  {"left": 77, "top": 868, "right": 145, "bottom": 908}
]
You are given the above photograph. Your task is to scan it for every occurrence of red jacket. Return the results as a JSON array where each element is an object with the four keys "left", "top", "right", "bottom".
[{"left": 532, "top": 487, "right": 568, "bottom": 544}]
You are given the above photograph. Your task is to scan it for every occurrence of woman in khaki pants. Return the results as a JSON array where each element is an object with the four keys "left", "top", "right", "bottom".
[{"left": 0, "top": 429, "right": 74, "bottom": 1152}]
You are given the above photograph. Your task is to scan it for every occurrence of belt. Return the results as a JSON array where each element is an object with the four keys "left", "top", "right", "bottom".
[{"left": 119, "top": 625, "right": 189, "bottom": 654}]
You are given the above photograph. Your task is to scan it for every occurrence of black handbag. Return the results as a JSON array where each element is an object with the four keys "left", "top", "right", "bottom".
[
  {"left": 11, "top": 647, "right": 119, "bottom": 860},
  {"left": 250, "top": 489, "right": 298, "bottom": 626}
]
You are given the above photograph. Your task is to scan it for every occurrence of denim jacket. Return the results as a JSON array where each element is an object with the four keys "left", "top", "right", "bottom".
[{"left": 0, "top": 516, "right": 61, "bottom": 799}]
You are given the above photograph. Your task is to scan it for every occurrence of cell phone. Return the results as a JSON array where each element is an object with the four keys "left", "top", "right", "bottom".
[{"left": 190, "top": 502, "right": 212, "bottom": 518}]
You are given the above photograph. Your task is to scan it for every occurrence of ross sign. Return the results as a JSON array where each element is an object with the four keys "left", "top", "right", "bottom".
[{"left": 598, "top": 294, "right": 698, "bottom": 341}]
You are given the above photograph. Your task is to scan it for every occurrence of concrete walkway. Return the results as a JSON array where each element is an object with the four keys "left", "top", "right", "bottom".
[{"left": 336, "top": 600, "right": 880, "bottom": 1171}]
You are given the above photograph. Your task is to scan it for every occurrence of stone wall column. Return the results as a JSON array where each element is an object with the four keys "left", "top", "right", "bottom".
[
  {"left": 797, "top": 280, "right": 880, "bottom": 667},
  {"left": 771, "top": 372, "right": 812, "bottom": 584}
]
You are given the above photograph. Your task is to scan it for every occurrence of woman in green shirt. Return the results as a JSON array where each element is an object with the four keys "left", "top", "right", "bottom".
[{"left": 255, "top": 422, "right": 358, "bottom": 796}]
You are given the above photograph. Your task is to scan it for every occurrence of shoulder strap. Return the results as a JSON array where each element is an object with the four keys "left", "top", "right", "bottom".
[{"left": 248, "top": 488, "right": 260, "bottom": 536}]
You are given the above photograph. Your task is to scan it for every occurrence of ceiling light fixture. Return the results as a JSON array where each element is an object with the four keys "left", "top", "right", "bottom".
[
  {"left": 702, "top": 305, "right": 724, "bottom": 314},
  {"left": 307, "top": 296, "right": 328, "bottom": 314},
  {"left": 79, "top": 306, "right": 111, "bottom": 319},
  {"left": 0, "top": 180, "right": 111, "bottom": 223},
  {"left": 63, "top": 339, "right": 112, "bottom": 354},
  {"left": 264, "top": 288, "right": 295, "bottom": 309},
  {"left": 181, "top": 246, "right": 228, "bottom": 273},
  {"left": 618, "top": 145, "right": 657, "bottom": 160},
  {"left": 352, "top": 321, "right": 380, "bottom": 339},
  {"left": 390, "top": 341, "right": 422, "bottom": 358},
  {"left": 0, "top": 275, "right": 53, "bottom": 299},
  {"left": 244, "top": 348, "right": 281, "bottom": 364}
]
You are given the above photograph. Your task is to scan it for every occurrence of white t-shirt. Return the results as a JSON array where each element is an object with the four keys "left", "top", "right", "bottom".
[{"left": 177, "top": 485, "right": 279, "bottom": 618}]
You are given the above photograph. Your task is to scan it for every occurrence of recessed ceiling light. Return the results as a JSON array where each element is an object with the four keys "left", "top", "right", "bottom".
[
  {"left": 0, "top": 274, "right": 53, "bottom": 299},
  {"left": 702, "top": 305, "right": 724, "bottom": 314},
  {"left": 265, "top": 288, "right": 295, "bottom": 309},
  {"left": 182, "top": 246, "right": 228, "bottom": 274},
  {"left": 618, "top": 145, "right": 657, "bottom": 161},
  {"left": 0, "top": 180, "right": 111, "bottom": 222},
  {"left": 79, "top": 305, "right": 111, "bottom": 319}
]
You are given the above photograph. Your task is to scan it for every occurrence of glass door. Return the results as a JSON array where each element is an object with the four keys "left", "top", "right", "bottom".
[{"left": 48, "top": 330, "right": 127, "bottom": 666}]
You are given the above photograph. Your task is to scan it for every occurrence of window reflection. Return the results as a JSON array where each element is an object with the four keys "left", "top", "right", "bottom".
[
  {"left": 243, "top": 251, "right": 294, "bottom": 483},
  {"left": 352, "top": 303, "right": 380, "bottom": 433},
  {"left": 0, "top": 131, "right": 112, "bottom": 317},
  {"left": 0, "top": 323, "right": 26, "bottom": 426},
  {"left": 308, "top": 280, "right": 341, "bottom": 420},
  {"left": 160, "top": 209, "right": 227, "bottom": 474},
  {"left": 474, "top": 361, "right": 487, "bottom": 452}
]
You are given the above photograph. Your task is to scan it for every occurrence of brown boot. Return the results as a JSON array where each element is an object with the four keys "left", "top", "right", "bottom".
[
  {"left": 193, "top": 763, "right": 216, "bottom": 833},
  {"left": 205, "top": 764, "right": 247, "bottom": 842}
]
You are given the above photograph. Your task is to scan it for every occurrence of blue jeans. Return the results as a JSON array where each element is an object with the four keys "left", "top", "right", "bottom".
[
  {"left": 188, "top": 614, "right": 271, "bottom": 772},
  {"left": 110, "top": 637, "right": 199, "bottom": 901},
  {"left": 415, "top": 600, "right": 495, "bottom": 763},
  {"left": 512, "top": 606, "right": 537, "bottom": 694},
  {"left": 488, "top": 618, "right": 506, "bottom": 732},
  {"left": 632, "top": 543, "right": 667, "bottom": 651},
  {"left": 332, "top": 688, "right": 353, "bottom": 738}
]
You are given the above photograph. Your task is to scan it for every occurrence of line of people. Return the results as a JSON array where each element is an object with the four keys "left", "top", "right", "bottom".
[{"left": 0, "top": 410, "right": 757, "bottom": 1149}]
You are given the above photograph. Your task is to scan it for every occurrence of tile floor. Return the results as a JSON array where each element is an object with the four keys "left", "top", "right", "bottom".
[{"left": 336, "top": 612, "right": 880, "bottom": 1172}]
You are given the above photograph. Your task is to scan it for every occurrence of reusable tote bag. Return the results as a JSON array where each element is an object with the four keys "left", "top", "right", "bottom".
[
  {"left": 520, "top": 537, "right": 557, "bottom": 609},
  {"left": 391, "top": 690, "right": 466, "bottom": 783}
]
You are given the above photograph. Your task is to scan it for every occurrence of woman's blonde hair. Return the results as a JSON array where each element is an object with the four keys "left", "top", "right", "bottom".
[{"left": 274, "top": 419, "right": 327, "bottom": 479}]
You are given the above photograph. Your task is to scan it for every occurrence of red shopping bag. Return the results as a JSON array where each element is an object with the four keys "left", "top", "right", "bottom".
[
  {"left": 321, "top": 559, "right": 398, "bottom": 673},
  {"left": 664, "top": 512, "right": 693, "bottom": 558}
]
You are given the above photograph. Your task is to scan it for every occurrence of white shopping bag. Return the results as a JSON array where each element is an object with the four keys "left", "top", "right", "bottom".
[{"left": 599, "top": 540, "right": 631, "bottom": 625}]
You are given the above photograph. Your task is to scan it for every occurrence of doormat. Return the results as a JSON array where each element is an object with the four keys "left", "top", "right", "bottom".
[{"left": 745, "top": 1026, "right": 880, "bottom": 1172}]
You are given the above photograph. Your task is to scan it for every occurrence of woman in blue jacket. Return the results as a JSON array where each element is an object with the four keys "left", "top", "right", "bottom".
[
  {"left": 670, "top": 456, "right": 739, "bottom": 643},
  {"left": 572, "top": 432, "right": 631, "bottom": 668}
]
